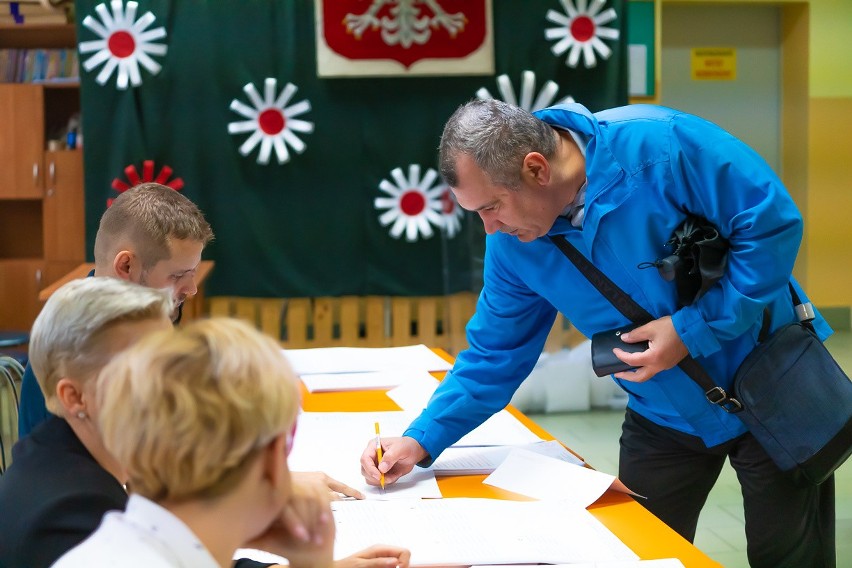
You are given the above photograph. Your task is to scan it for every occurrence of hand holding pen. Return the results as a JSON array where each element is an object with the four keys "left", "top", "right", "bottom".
[{"left": 360, "top": 434, "right": 429, "bottom": 486}]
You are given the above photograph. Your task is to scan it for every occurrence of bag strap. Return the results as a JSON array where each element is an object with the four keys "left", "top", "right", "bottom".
[{"left": 549, "top": 235, "right": 745, "bottom": 412}]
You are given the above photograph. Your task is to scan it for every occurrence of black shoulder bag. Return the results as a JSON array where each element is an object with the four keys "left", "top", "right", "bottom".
[{"left": 550, "top": 234, "right": 852, "bottom": 485}]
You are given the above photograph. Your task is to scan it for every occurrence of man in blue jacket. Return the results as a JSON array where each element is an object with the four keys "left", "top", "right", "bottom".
[{"left": 360, "top": 99, "right": 835, "bottom": 567}]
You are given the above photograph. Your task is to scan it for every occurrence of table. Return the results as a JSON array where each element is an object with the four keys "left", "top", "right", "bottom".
[
  {"left": 298, "top": 350, "right": 722, "bottom": 567},
  {"left": 37, "top": 261, "right": 215, "bottom": 321}
]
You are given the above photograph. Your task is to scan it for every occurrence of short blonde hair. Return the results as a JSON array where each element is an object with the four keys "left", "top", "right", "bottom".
[
  {"left": 29, "top": 278, "right": 173, "bottom": 414},
  {"left": 94, "top": 182, "right": 214, "bottom": 270},
  {"left": 97, "top": 318, "right": 300, "bottom": 502}
]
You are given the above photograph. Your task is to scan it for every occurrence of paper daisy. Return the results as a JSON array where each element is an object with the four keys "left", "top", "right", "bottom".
[
  {"left": 374, "top": 165, "right": 446, "bottom": 242},
  {"left": 476, "top": 70, "right": 574, "bottom": 112},
  {"left": 545, "top": 0, "right": 620, "bottom": 68},
  {"left": 227, "top": 78, "right": 314, "bottom": 165},
  {"left": 78, "top": 0, "right": 168, "bottom": 89}
]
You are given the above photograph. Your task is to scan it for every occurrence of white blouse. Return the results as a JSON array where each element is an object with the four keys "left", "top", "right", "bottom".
[{"left": 52, "top": 494, "right": 219, "bottom": 568}]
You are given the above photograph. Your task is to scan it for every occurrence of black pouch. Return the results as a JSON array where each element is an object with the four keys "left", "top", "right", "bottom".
[
  {"left": 590, "top": 323, "right": 650, "bottom": 377},
  {"left": 641, "top": 216, "right": 729, "bottom": 307}
]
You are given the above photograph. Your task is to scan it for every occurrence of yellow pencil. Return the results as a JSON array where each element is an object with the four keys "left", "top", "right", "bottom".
[{"left": 374, "top": 421, "right": 385, "bottom": 490}]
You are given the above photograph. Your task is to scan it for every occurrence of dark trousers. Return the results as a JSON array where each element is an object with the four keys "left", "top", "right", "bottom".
[{"left": 618, "top": 409, "right": 835, "bottom": 568}]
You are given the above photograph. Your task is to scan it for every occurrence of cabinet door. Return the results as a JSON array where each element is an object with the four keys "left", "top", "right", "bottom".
[
  {"left": 0, "top": 85, "right": 44, "bottom": 198},
  {"left": 43, "top": 150, "right": 85, "bottom": 262},
  {"left": 0, "top": 259, "right": 45, "bottom": 332}
]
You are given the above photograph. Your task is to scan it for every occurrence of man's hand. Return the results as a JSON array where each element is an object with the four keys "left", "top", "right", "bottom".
[
  {"left": 245, "top": 478, "right": 335, "bottom": 568},
  {"left": 293, "top": 471, "right": 365, "bottom": 500},
  {"left": 335, "top": 545, "right": 411, "bottom": 568},
  {"left": 360, "top": 436, "right": 428, "bottom": 486},
  {"left": 611, "top": 316, "right": 688, "bottom": 383}
]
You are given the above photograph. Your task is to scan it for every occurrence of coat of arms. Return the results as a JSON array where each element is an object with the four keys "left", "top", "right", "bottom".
[{"left": 316, "top": 0, "right": 493, "bottom": 77}]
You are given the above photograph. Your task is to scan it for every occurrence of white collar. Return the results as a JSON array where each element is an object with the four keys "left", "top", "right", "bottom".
[{"left": 118, "top": 494, "right": 220, "bottom": 568}]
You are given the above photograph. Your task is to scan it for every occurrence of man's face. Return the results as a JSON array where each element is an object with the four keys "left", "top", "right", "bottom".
[
  {"left": 451, "top": 154, "right": 560, "bottom": 243},
  {"left": 136, "top": 239, "right": 204, "bottom": 320}
]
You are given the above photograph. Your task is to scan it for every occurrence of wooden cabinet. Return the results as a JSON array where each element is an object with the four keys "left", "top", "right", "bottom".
[
  {"left": 0, "top": 259, "right": 45, "bottom": 332},
  {"left": 0, "top": 25, "right": 84, "bottom": 332},
  {"left": 0, "top": 85, "right": 44, "bottom": 198}
]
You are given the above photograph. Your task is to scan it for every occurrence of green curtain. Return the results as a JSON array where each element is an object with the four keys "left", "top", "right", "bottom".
[{"left": 75, "top": 0, "right": 627, "bottom": 297}]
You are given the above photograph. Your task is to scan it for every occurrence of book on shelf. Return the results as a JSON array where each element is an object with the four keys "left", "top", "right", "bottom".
[{"left": 0, "top": 48, "right": 78, "bottom": 83}]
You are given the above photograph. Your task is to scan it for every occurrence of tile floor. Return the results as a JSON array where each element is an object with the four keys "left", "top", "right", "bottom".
[{"left": 528, "top": 330, "right": 852, "bottom": 567}]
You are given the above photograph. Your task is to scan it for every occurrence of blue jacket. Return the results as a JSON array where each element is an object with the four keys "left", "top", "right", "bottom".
[{"left": 405, "top": 103, "right": 830, "bottom": 458}]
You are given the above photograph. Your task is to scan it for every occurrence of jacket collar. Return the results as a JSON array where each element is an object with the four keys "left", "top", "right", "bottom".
[{"left": 534, "top": 103, "right": 626, "bottom": 251}]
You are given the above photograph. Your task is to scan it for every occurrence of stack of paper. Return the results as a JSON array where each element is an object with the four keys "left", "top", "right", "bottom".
[
  {"left": 283, "top": 344, "right": 453, "bottom": 375},
  {"left": 430, "top": 440, "right": 584, "bottom": 476},
  {"left": 330, "top": 498, "right": 639, "bottom": 565}
]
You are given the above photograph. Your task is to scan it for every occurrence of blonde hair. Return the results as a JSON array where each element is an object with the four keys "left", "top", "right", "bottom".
[
  {"left": 29, "top": 278, "right": 173, "bottom": 414},
  {"left": 94, "top": 182, "right": 214, "bottom": 270},
  {"left": 97, "top": 318, "right": 300, "bottom": 502}
]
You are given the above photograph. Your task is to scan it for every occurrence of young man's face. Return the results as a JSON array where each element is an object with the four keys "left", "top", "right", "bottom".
[
  {"left": 451, "top": 153, "right": 559, "bottom": 243},
  {"left": 137, "top": 239, "right": 204, "bottom": 321}
]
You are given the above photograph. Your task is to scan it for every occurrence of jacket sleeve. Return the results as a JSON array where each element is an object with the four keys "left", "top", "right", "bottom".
[
  {"left": 666, "top": 112, "right": 804, "bottom": 357},
  {"left": 404, "top": 236, "right": 557, "bottom": 462}
]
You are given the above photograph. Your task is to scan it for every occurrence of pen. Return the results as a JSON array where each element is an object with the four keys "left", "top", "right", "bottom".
[{"left": 374, "top": 421, "right": 385, "bottom": 491}]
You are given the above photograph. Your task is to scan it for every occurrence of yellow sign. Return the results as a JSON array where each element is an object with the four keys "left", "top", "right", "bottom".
[{"left": 691, "top": 48, "right": 736, "bottom": 81}]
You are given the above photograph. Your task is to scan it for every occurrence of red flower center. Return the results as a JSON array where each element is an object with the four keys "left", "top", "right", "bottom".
[
  {"left": 258, "top": 108, "right": 286, "bottom": 135},
  {"left": 441, "top": 192, "right": 455, "bottom": 215},
  {"left": 400, "top": 190, "right": 426, "bottom": 216},
  {"left": 570, "top": 16, "right": 595, "bottom": 42},
  {"left": 108, "top": 31, "right": 136, "bottom": 58}
]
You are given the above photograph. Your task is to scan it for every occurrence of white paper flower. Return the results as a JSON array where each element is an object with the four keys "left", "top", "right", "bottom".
[
  {"left": 374, "top": 165, "right": 446, "bottom": 242},
  {"left": 476, "top": 70, "right": 574, "bottom": 112},
  {"left": 78, "top": 0, "right": 168, "bottom": 89},
  {"left": 227, "top": 78, "right": 314, "bottom": 165},
  {"left": 545, "top": 0, "right": 620, "bottom": 68}
]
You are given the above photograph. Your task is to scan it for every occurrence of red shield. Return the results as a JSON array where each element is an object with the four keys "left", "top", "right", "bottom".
[{"left": 322, "top": 0, "right": 488, "bottom": 68}]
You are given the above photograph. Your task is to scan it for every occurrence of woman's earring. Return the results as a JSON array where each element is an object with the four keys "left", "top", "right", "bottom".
[{"left": 77, "top": 411, "right": 87, "bottom": 420}]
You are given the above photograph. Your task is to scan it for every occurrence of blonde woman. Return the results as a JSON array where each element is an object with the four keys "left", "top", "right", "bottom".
[{"left": 54, "top": 318, "right": 409, "bottom": 568}]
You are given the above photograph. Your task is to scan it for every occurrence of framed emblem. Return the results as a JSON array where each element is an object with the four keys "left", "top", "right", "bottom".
[{"left": 316, "top": 0, "right": 493, "bottom": 77}]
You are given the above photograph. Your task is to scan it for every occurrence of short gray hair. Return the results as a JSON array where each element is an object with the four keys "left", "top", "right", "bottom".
[
  {"left": 29, "top": 277, "right": 173, "bottom": 414},
  {"left": 439, "top": 98, "right": 557, "bottom": 190}
]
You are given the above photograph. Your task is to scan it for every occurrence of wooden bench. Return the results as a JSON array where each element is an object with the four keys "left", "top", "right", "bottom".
[{"left": 207, "top": 293, "right": 584, "bottom": 355}]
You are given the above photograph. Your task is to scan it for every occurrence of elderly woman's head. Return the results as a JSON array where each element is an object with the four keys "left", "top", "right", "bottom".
[
  {"left": 29, "top": 277, "right": 173, "bottom": 419},
  {"left": 96, "top": 318, "right": 301, "bottom": 504}
]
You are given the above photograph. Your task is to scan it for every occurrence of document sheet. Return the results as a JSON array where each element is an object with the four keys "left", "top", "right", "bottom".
[
  {"left": 283, "top": 344, "right": 453, "bottom": 375},
  {"left": 483, "top": 448, "right": 617, "bottom": 507},
  {"left": 430, "top": 440, "right": 584, "bottom": 475},
  {"left": 287, "top": 411, "right": 441, "bottom": 499},
  {"left": 300, "top": 369, "right": 438, "bottom": 393},
  {"left": 331, "top": 498, "right": 639, "bottom": 565}
]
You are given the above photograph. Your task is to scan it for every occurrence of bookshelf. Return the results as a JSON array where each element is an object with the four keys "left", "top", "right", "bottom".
[{"left": 0, "top": 23, "right": 84, "bottom": 332}]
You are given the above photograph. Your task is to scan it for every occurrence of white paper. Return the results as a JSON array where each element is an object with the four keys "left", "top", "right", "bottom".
[
  {"left": 484, "top": 448, "right": 614, "bottom": 507},
  {"left": 431, "top": 440, "right": 584, "bottom": 475},
  {"left": 287, "top": 411, "right": 441, "bottom": 500},
  {"left": 453, "top": 410, "right": 543, "bottom": 447},
  {"left": 385, "top": 372, "right": 440, "bottom": 410},
  {"left": 301, "top": 369, "right": 438, "bottom": 393},
  {"left": 284, "top": 344, "right": 453, "bottom": 375},
  {"left": 331, "top": 498, "right": 638, "bottom": 565},
  {"left": 471, "top": 561, "right": 685, "bottom": 568}
]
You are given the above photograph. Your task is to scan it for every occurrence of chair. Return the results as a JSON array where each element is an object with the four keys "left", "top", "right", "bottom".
[{"left": 0, "top": 355, "right": 24, "bottom": 474}]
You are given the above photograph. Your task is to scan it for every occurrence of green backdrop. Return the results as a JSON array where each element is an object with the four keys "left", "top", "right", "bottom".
[{"left": 75, "top": 0, "right": 628, "bottom": 297}]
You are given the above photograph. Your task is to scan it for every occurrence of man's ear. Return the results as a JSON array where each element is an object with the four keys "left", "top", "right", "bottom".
[
  {"left": 56, "top": 377, "right": 87, "bottom": 417},
  {"left": 113, "top": 250, "right": 135, "bottom": 282},
  {"left": 522, "top": 152, "right": 551, "bottom": 186}
]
